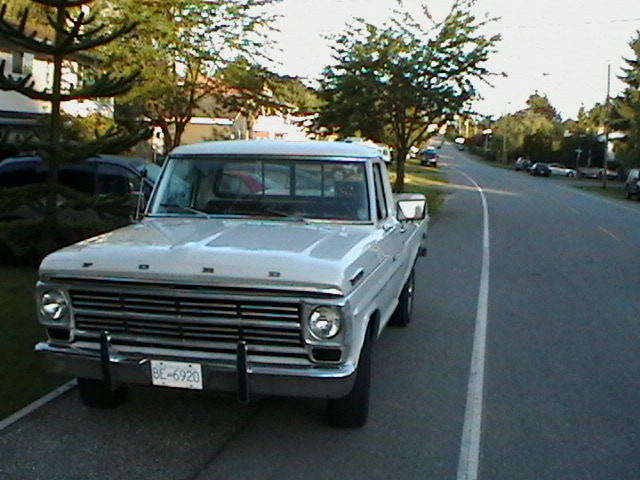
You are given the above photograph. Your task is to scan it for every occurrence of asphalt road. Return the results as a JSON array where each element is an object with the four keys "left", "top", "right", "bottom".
[{"left": 1, "top": 145, "right": 639, "bottom": 480}]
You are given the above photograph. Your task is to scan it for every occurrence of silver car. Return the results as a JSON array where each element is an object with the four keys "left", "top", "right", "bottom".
[{"left": 547, "top": 163, "right": 576, "bottom": 177}]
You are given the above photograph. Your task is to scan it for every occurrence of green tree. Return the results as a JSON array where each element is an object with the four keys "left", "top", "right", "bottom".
[
  {"left": 313, "top": 0, "right": 500, "bottom": 191},
  {"left": 269, "top": 76, "right": 323, "bottom": 116},
  {"left": 0, "top": 0, "right": 143, "bottom": 255},
  {"left": 612, "top": 32, "right": 640, "bottom": 168},
  {"left": 492, "top": 94, "right": 562, "bottom": 163},
  {"left": 2, "top": 0, "right": 48, "bottom": 27},
  {"left": 526, "top": 93, "right": 560, "bottom": 122},
  {"left": 95, "top": 0, "right": 280, "bottom": 154},
  {"left": 214, "top": 57, "right": 290, "bottom": 138},
  {"left": 214, "top": 57, "right": 323, "bottom": 138}
]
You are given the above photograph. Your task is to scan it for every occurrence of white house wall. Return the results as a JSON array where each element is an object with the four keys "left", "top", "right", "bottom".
[
  {"left": 0, "top": 50, "right": 45, "bottom": 114},
  {"left": 0, "top": 49, "right": 112, "bottom": 118},
  {"left": 253, "top": 115, "right": 309, "bottom": 141}
]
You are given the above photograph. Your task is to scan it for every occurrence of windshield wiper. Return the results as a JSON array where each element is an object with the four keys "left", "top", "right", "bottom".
[
  {"left": 159, "top": 203, "right": 211, "bottom": 218},
  {"left": 160, "top": 203, "right": 309, "bottom": 224},
  {"left": 223, "top": 207, "right": 309, "bottom": 224},
  {"left": 261, "top": 209, "right": 310, "bottom": 224}
]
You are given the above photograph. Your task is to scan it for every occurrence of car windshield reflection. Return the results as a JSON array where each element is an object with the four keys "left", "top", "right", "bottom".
[{"left": 149, "top": 157, "right": 370, "bottom": 222}]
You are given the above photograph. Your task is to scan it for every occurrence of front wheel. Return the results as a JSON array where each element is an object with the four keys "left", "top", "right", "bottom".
[
  {"left": 327, "top": 334, "right": 372, "bottom": 428},
  {"left": 389, "top": 268, "right": 415, "bottom": 327},
  {"left": 77, "top": 378, "right": 128, "bottom": 409}
]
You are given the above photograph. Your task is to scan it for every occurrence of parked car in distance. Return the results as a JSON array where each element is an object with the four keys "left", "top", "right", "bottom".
[
  {"left": 514, "top": 157, "right": 531, "bottom": 171},
  {"left": 625, "top": 168, "right": 640, "bottom": 200},
  {"left": 577, "top": 167, "right": 617, "bottom": 179},
  {"left": 0, "top": 154, "right": 159, "bottom": 220},
  {"left": 343, "top": 137, "right": 392, "bottom": 163},
  {"left": 530, "top": 162, "right": 551, "bottom": 177},
  {"left": 420, "top": 147, "right": 438, "bottom": 167},
  {"left": 547, "top": 163, "right": 576, "bottom": 177}
]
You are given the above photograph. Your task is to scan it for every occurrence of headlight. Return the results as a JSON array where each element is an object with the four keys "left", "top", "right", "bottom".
[
  {"left": 309, "top": 306, "right": 342, "bottom": 340},
  {"left": 40, "top": 290, "right": 68, "bottom": 322}
]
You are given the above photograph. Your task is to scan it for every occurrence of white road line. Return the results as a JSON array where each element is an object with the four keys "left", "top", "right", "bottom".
[
  {"left": 0, "top": 379, "right": 77, "bottom": 432},
  {"left": 598, "top": 226, "right": 621, "bottom": 241},
  {"left": 455, "top": 170, "right": 491, "bottom": 480}
]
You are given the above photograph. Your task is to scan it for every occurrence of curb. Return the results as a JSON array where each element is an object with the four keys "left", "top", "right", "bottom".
[{"left": 0, "top": 379, "right": 77, "bottom": 432}]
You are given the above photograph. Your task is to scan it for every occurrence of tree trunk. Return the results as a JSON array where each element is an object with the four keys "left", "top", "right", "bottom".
[
  {"left": 40, "top": 4, "right": 66, "bottom": 256},
  {"left": 393, "top": 145, "right": 410, "bottom": 193}
]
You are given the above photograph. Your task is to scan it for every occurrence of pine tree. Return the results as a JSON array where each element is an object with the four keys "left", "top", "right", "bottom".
[
  {"left": 613, "top": 33, "right": 640, "bottom": 168},
  {"left": 0, "top": 0, "right": 146, "bottom": 255}
]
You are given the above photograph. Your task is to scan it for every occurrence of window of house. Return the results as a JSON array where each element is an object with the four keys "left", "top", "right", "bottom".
[{"left": 11, "top": 51, "right": 33, "bottom": 75}]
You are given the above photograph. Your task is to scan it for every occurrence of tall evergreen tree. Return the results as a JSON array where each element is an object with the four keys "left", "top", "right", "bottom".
[
  {"left": 613, "top": 32, "right": 640, "bottom": 168},
  {"left": 0, "top": 0, "right": 145, "bottom": 254}
]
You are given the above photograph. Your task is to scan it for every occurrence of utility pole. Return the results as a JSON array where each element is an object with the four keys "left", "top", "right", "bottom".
[
  {"left": 501, "top": 107, "right": 509, "bottom": 163},
  {"left": 602, "top": 64, "right": 611, "bottom": 189}
]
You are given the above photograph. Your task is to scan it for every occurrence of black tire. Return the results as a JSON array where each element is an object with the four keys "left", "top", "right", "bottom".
[
  {"left": 389, "top": 268, "right": 415, "bottom": 327},
  {"left": 327, "top": 333, "right": 372, "bottom": 428},
  {"left": 77, "top": 378, "right": 128, "bottom": 409}
]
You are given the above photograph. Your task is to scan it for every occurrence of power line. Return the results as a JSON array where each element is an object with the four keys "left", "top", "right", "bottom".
[{"left": 501, "top": 17, "right": 640, "bottom": 29}]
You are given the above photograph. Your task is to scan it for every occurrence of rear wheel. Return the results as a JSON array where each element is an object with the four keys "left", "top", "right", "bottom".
[
  {"left": 77, "top": 378, "right": 128, "bottom": 409},
  {"left": 389, "top": 268, "right": 415, "bottom": 327},
  {"left": 327, "top": 333, "right": 372, "bottom": 428}
]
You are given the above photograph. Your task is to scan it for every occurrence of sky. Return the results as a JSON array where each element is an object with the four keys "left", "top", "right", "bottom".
[{"left": 265, "top": 0, "right": 640, "bottom": 120}]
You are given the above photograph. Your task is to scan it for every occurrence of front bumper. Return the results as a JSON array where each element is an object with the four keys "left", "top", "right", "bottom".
[{"left": 35, "top": 340, "right": 356, "bottom": 400}]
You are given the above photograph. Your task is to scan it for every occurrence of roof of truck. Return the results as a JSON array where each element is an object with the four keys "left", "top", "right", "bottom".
[{"left": 169, "top": 140, "right": 383, "bottom": 160}]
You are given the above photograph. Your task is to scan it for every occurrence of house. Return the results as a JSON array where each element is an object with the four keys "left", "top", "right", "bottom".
[
  {"left": 176, "top": 78, "right": 310, "bottom": 148},
  {"left": 0, "top": 27, "right": 112, "bottom": 159},
  {"left": 252, "top": 115, "right": 308, "bottom": 141}
]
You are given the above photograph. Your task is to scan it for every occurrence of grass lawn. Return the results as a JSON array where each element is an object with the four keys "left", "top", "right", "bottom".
[
  {"left": 577, "top": 183, "right": 628, "bottom": 201},
  {"left": 391, "top": 157, "right": 449, "bottom": 215},
  {"left": 0, "top": 266, "right": 68, "bottom": 420}
]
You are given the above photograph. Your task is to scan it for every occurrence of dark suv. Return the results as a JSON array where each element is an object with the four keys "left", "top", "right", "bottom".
[
  {"left": 529, "top": 162, "right": 551, "bottom": 177},
  {"left": 420, "top": 147, "right": 438, "bottom": 167},
  {"left": 0, "top": 154, "right": 159, "bottom": 220}
]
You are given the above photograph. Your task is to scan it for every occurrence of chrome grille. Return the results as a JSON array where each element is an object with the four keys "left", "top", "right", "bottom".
[{"left": 69, "top": 286, "right": 306, "bottom": 361}]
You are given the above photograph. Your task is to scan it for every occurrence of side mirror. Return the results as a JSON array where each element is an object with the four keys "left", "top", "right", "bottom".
[
  {"left": 395, "top": 193, "right": 427, "bottom": 221},
  {"left": 133, "top": 168, "right": 149, "bottom": 222}
]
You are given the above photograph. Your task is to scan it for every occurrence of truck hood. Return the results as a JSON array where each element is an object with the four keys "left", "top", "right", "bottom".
[{"left": 40, "top": 217, "right": 381, "bottom": 295}]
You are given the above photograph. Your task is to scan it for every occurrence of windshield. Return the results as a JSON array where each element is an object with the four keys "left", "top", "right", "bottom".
[{"left": 148, "top": 157, "right": 370, "bottom": 221}]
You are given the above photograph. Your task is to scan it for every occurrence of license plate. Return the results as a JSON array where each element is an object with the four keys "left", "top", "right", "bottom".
[{"left": 150, "top": 360, "right": 203, "bottom": 390}]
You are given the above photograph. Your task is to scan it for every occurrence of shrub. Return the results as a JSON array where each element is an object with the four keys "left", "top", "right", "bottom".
[{"left": 0, "top": 214, "right": 129, "bottom": 267}]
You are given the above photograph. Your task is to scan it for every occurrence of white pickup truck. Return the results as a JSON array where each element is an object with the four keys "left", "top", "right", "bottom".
[{"left": 35, "top": 140, "right": 428, "bottom": 427}]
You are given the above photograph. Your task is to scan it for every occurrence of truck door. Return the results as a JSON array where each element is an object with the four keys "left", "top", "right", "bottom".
[{"left": 372, "top": 162, "right": 406, "bottom": 309}]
